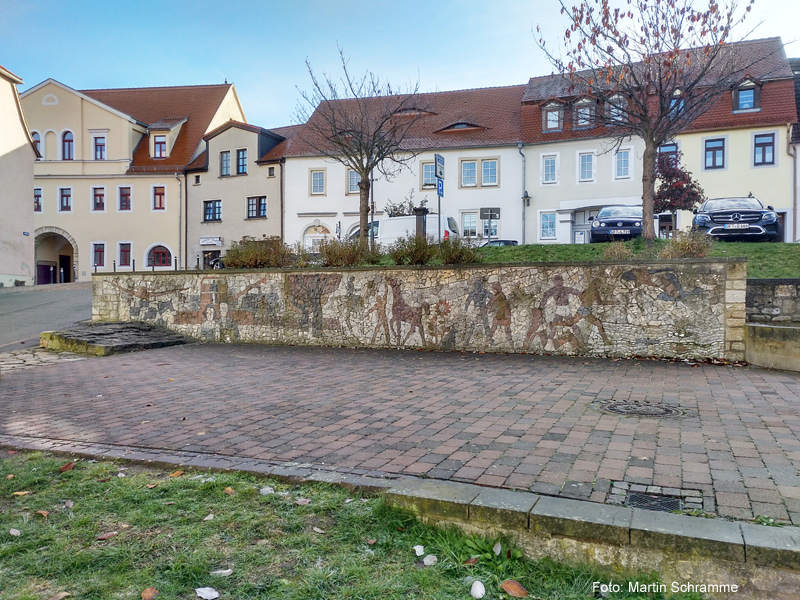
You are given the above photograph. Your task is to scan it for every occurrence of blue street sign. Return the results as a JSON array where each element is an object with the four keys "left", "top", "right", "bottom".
[{"left": 437, "top": 178, "right": 444, "bottom": 197}]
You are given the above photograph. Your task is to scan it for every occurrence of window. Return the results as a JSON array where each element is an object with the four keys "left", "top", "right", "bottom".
[
  {"left": 33, "top": 188, "right": 42, "bottom": 212},
  {"left": 152, "top": 186, "right": 165, "bottom": 210},
  {"left": 754, "top": 133, "right": 775, "bottom": 166},
  {"left": 422, "top": 162, "right": 436, "bottom": 188},
  {"left": 541, "top": 213, "right": 556, "bottom": 239},
  {"left": 734, "top": 83, "right": 760, "bottom": 111},
  {"left": 220, "top": 151, "right": 230, "bottom": 176},
  {"left": 310, "top": 170, "right": 325, "bottom": 194},
  {"left": 542, "top": 155, "right": 558, "bottom": 184},
  {"left": 670, "top": 96, "right": 685, "bottom": 118},
  {"left": 153, "top": 135, "right": 166, "bottom": 158},
  {"left": 94, "top": 136, "right": 106, "bottom": 160},
  {"left": 348, "top": 170, "right": 361, "bottom": 194},
  {"left": 704, "top": 138, "right": 725, "bottom": 169},
  {"left": 194, "top": 175, "right": 201, "bottom": 185},
  {"left": 578, "top": 152, "right": 594, "bottom": 182},
  {"left": 247, "top": 196, "right": 267, "bottom": 219},
  {"left": 32, "top": 132, "right": 40, "bottom": 155},
  {"left": 659, "top": 143, "right": 679, "bottom": 164},
  {"left": 92, "top": 187, "right": 105, "bottom": 211},
  {"left": 543, "top": 106, "right": 562, "bottom": 131},
  {"left": 268, "top": 166, "right": 276, "bottom": 177},
  {"left": 615, "top": 149, "right": 631, "bottom": 179},
  {"left": 482, "top": 160, "right": 497, "bottom": 186},
  {"left": 204, "top": 200, "right": 222, "bottom": 221},
  {"left": 119, "top": 243, "right": 131, "bottom": 267},
  {"left": 236, "top": 149, "right": 247, "bottom": 174},
  {"left": 607, "top": 96, "right": 624, "bottom": 123},
  {"left": 574, "top": 102, "right": 594, "bottom": 128},
  {"left": 93, "top": 243, "right": 105, "bottom": 267},
  {"left": 118, "top": 187, "right": 131, "bottom": 211},
  {"left": 62, "top": 131, "right": 73, "bottom": 160},
  {"left": 59, "top": 188, "right": 71, "bottom": 212},
  {"left": 461, "top": 160, "right": 477, "bottom": 187},
  {"left": 462, "top": 213, "right": 477, "bottom": 237},
  {"left": 482, "top": 218, "right": 498, "bottom": 238},
  {"left": 148, "top": 245, "right": 171, "bottom": 267}
]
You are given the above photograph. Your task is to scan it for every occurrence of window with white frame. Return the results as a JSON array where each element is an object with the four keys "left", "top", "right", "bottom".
[
  {"left": 461, "top": 160, "right": 477, "bottom": 187},
  {"left": 481, "top": 159, "right": 497, "bottom": 186},
  {"left": 574, "top": 101, "right": 594, "bottom": 128},
  {"left": 615, "top": 149, "right": 631, "bottom": 179},
  {"left": 310, "top": 170, "right": 326, "bottom": 195},
  {"left": 93, "top": 136, "right": 106, "bottom": 160},
  {"left": 152, "top": 186, "right": 165, "bottom": 210},
  {"left": 348, "top": 169, "right": 361, "bottom": 194},
  {"left": 118, "top": 187, "right": 131, "bottom": 211},
  {"left": 462, "top": 213, "right": 477, "bottom": 237},
  {"left": 118, "top": 243, "right": 131, "bottom": 267},
  {"left": 59, "top": 188, "right": 72, "bottom": 212},
  {"left": 92, "top": 243, "right": 105, "bottom": 267},
  {"left": 578, "top": 152, "right": 595, "bottom": 182},
  {"left": 34, "top": 188, "right": 42, "bottom": 212},
  {"left": 543, "top": 105, "right": 562, "bottom": 131},
  {"left": 153, "top": 135, "right": 166, "bottom": 159},
  {"left": 421, "top": 162, "right": 436, "bottom": 188},
  {"left": 542, "top": 154, "right": 558, "bottom": 184},
  {"left": 540, "top": 213, "right": 556, "bottom": 239},
  {"left": 92, "top": 187, "right": 105, "bottom": 211},
  {"left": 606, "top": 95, "right": 625, "bottom": 123}
]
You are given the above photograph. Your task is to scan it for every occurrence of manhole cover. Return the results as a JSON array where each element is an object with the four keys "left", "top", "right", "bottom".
[
  {"left": 626, "top": 493, "right": 683, "bottom": 512},
  {"left": 593, "top": 401, "right": 685, "bottom": 418}
]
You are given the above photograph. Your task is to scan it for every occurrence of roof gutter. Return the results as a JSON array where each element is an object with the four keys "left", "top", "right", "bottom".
[{"left": 518, "top": 142, "right": 526, "bottom": 245}]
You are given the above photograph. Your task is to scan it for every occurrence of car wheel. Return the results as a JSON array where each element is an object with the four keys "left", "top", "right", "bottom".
[{"left": 771, "top": 224, "right": 784, "bottom": 243}]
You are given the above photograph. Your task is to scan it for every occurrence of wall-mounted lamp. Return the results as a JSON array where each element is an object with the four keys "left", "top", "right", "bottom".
[{"left": 522, "top": 191, "right": 531, "bottom": 207}]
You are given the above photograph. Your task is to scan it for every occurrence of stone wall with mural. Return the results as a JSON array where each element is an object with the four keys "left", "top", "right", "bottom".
[{"left": 92, "top": 258, "right": 747, "bottom": 360}]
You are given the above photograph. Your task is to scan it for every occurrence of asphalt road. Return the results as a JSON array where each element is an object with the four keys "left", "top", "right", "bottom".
[{"left": 0, "top": 282, "right": 92, "bottom": 351}]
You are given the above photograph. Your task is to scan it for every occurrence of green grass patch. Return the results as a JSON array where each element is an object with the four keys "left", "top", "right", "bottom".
[
  {"left": 1, "top": 452, "right": 700, "bottom": 599},
  {"left": 478, "top": 240, "right": 800, "bottom": 279}
]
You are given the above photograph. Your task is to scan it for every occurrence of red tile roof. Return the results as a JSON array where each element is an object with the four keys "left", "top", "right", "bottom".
[
  {"left": 80, "top": 83, "right": 234, "bottom": 172},
  {"left": 283, "top": 85, "right": 526, "bottom": 158},
  {"left": 257, "top": 124, "right": 303, "bottom": 163},
  {"left": 204, "top": 119, "right": 271, "bottom": 140}
]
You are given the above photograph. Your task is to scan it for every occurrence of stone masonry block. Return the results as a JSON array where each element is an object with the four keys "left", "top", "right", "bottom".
[
  {"left": 726, "top": 327, "right": 745, "bottom": 342},
  {"left": 385, "top": 479, "right": 483, "bottom": 521},
  {"left": 775, "top": 285, "right": 798, "bottom": 298},
  {"left": 630, "top": 509, "right": 744, "bottom": 562},
  {"left": 470, "top": 488, "right": 539, "bottom": 529},
  {"left": 726, "top": 289, "right": 746, "bottom": 304},
  {"left": 741, "top": 522, "right": 800, "bottom": 569},
  {"left": 530, "top": 496, "right": 632, "bottom": 546}
]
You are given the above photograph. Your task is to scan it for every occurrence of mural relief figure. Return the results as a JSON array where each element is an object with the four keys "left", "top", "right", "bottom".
[
  {"left": 341, "top": 276, "right": 365, "bottom": 338},
  {"left": 524, "top": 305, "right": 548, "bottom": 350},
  {"left": 365, "top": 281, "right": 391, "bottom": 344},
  {"left": 621, "top": 267, "right": 699, "bottom": 302},
  {"left": 426, "top": 299, "right": 452, "bottom": 348},
  {"left": 485, "top": 281, "right": 513, "bottom": 348},
  {"left": 464, "top": 276, "right": 491, "bottom": 344},
  {"left": 388, "top": 278, "right": 428, "bottom": 346},
  {"left": 287, "top": 273, "right": 343, "bottom": 338},
  {"left": 540, "top": 274, "right": 584, "bottom": 351}
]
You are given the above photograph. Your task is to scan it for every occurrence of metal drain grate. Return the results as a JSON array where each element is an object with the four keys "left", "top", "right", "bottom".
[
  {"left": 594, "top": 401, "right": 685, "bottom": 418},
  {"left": 625, "top": 492, "right": 683, "bottom": 512}
]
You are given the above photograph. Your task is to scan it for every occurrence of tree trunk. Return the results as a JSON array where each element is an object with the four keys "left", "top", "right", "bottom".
[
  {"left": 358, "top": 177, "right": 371, "bottom": 250},
  {"left": 641, "top": 143, "right": 657, "bottom": 242}
]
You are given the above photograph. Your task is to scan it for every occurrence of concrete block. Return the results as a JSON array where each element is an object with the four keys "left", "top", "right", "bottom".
[
  {"left": 470, "top": 488, "right": 539, "bottom": 529},
  {"left": 269, "top": 466, "right": 313, "bottom": 483},
  {"left": 630, "top": 509, "right": 744, "bottom": 562},
  {"left": 530, "top": 496, "right": 632, "bottom": 546},
  {"left": 385, "top": 479, "right": 483, "bottom": 520},
  {"left": 742, "top": 522, "right": 800, "bottom": 569}
]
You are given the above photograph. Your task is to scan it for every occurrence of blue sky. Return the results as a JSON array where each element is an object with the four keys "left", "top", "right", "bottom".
[{"left": 2, "top": 0, "right": 798, "bottom": 129}]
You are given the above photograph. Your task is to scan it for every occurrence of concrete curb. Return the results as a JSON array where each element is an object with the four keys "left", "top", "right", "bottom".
[
  {"left": 2, "top": 432, "right": 800, "bottom": 594},
  {"left": 39, "top": 322, "right": 189, "bottom": 356}
]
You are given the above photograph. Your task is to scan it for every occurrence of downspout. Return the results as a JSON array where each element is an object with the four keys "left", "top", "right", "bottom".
[
  {"left": 183, "top": 173, "right": 189, "bottom": 268},
  {"left": 518, "top": 142, "right": 526, "bottom": 245},
  {"left": 789, "top": 124, "right": 798, "bottom": 242},
  {"left": 175, "top": 172, "right": 183, "bottom": 269},
  {"left": 280, "top": 158, "right": 286, "bottom": 243}
]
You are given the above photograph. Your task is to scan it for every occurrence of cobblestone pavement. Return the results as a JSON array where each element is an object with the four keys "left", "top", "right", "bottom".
[
  {"left": 2, "top": 344, "right": 800, "bottom": 523},
  {"left": 0, "top": 348, "right": 85, "bottom": 376}
]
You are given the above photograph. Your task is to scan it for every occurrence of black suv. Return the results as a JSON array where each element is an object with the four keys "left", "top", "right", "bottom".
[{"left": 692, "top": 197, "right": 782, "bottom": 242}]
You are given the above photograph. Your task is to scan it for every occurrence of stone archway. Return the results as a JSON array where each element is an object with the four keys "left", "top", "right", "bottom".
[{"left": 34, "top": 226, "right": 79, "bottom": 284}]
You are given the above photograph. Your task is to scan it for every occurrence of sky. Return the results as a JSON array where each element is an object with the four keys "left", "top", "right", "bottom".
[{"left": 2, "top": 0, "right": 799, "bottom": 129}]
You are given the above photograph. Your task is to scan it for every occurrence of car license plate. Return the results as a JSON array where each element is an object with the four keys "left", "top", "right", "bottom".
[
  {"left": 610, "top": 229, "right": 630, "bottom": 235},
  {"left": 723, "top": 223, "right": 749, "bottom": 229}
]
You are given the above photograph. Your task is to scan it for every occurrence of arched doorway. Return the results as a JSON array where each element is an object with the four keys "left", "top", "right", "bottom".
[
  {"left": 35, "top": 226, "right": 79, "bottom": 284},
  {"left": 302, "top": 223, "right": 333, "bottom": 251}
]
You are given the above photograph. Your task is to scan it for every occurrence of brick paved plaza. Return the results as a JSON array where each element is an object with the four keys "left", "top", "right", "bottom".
[{"left": 2, "top": 343, "right": 800, "bottom": 523}]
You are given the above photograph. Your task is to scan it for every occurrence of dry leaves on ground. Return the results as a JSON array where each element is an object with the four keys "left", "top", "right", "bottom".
[
  {"left": 96, "top": 531, "right": 119, "bottom": 541},
  {"left": 12, "top": 491, "right": 31, "bottom": 496},
  {"left": 36, "top": 510, "right": 49, "bottom": 518},
  {"left": 48, "top": 593, "right": 71, "bottom": 600},
  {"left": 9, "top": 528, "right": 21, "bottom": 536},
  {"left": 195, "top": 587, "right": 219, "bottom": 599},
  {"left": 500, "top": 580, "right": 529, "bottom": 597},
  {"left": 224, "top": 487, "right": 235, "bottom": 496},
  {"left": 169, "top": 470, "right": 185, "bottom": 478},
  {"left": 141, "top": 588, "right": 159, "bottom": 600},
  {"left": 294, "top": 498, "right": 311, "bottom": 506},
  {"left": 312, "top": 527, "right": 325, "bottom": 534}
]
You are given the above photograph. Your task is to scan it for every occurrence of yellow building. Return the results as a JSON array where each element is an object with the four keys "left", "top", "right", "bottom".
[
  {"left": 0, "top": 65, "right": 38, "bottom": 286},
  {"left": 21, "top": 80, "right": 244, "bottom": 282}
]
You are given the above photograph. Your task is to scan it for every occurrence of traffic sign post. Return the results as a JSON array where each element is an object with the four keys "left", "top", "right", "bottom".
[
  {"left": 435, "top": 154, "right": 445, "bottom": 243},
  {"left": 479, "top": 207, "right": 500, "bottom": 245}
]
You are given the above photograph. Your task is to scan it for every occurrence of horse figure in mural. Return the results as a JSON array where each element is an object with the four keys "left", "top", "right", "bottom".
[{"left": 388, "top": 278, "right": 428, "bottom": 346}]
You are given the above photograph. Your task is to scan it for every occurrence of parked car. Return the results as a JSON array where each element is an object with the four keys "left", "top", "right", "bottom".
[
  {"left": 692, "top": 196, "right": 782, "bottom": 242},
  {"left": 209, "top": 257, "right": 225, "bottom": 269},
  {"left": 589, "top": 205, "right": 643, "bottom": 243},
  {"left": 480, "top": 239, "right": 519, "bottom": 247}
]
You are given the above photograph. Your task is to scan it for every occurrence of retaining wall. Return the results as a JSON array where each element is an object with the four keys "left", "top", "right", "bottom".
[
  {"left": 746, "top": 279, "right": 800, "bottom": 324},
  {"left": 92, "top": 259, "right": 747, "bottom": 361}
]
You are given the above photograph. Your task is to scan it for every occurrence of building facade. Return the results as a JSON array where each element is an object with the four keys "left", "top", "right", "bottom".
[{"left": 0, "top": 65, "right": 38, "bottom": 286}]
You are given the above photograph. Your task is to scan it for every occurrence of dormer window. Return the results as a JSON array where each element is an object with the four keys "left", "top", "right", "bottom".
[
  {"left": 574, "top": 101, "right": 594, "bottom": 129},
  {"left": 733, "top": 80, "right": 760, "bottom": 112},
  {"left": 542, "top": 105, "right": 562, "bottom": 132},
  {"left": 153, "top": 135, "right": 167, "bottom": 159},
  {"left": 670, "top": 91, "right": 685, "bottom": 118},
  {"left": 606, "top": 95, "right": 625, "bottom": 123}
]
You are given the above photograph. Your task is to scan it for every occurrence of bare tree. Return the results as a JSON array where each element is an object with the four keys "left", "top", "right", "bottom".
[
  {"left": 536, "top": 0, "right": 762, "bottom": 241},
  {"left": 296, "top": 49, "right": 428, "bottom": 249}
]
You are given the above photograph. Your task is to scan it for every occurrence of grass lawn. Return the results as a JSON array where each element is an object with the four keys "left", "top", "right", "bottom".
[
  {"left": 0, "top": 451, "right": 701, "bottom": 600},
  {"left": 477, "top": 240, "right": 800, "bottom": 279}
]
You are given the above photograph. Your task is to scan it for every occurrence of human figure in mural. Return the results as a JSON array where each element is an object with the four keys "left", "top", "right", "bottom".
[
  {"left": 485, "top": 281, "right": 514, "bottom": 348},
  {"left": 539, "top": 274, "right": 585, "bottom": 351},
  {"left": 538, "top": 274, "right": 613, "bottom": 351},
  {"left": 365, "top": 281, "right": 391, "bottom": 344},
  {"left": 287, "top": 273, "right": 343, "bottom": 338},
  {"left": 388, "top": 278, "right": 428, "bottom": 346},
  {"left": 199, "top": 304, "right": 218, "bottom": 340},
  {"left": 463, "top": 276, "right": 491, "bottom": 344},
  {"left": 524, "top": 305, "right": 548, "bottom": 350},
  {"left": 342, "top": 276, "right": 364, "bottom": 338}
]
